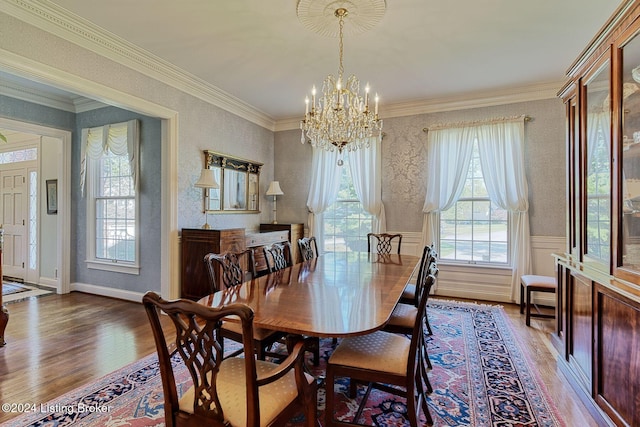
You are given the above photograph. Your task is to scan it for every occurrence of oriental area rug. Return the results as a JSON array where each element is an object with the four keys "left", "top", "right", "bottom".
[
  {"left": 1, "top": 281, "right": 52, "bottom": 303},
  {"left": 0, "top": 299, "right": 565, "bottom": 427}
]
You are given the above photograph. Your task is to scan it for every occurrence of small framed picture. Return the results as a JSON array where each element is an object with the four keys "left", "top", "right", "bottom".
[{"left": 46, "top": 179, "right": 58, "bottom": 215}]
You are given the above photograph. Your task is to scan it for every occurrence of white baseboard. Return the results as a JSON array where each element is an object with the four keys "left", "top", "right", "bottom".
[
  {"left": 71, "top": 282, "right": 146, "bottom": 303},
  {"left": 38, "top": 276, "right": 58, "bottom": 290}
]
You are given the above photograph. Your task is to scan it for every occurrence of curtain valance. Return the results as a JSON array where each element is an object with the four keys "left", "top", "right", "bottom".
[
  {"left": 423, "top": 115, "right": 529, "bottom": 133},
  {"left": 80, "top": 119, "right": 139, "bottom": 196}
]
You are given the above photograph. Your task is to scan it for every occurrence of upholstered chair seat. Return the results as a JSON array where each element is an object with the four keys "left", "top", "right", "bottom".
[
  {"left": 325, "top": 274, "right": 436, "bottom": 426},
  {"left": 328, "top": 331, "right": 410, "bottom": 375},
  {"left": 387, "top": 302, "right": 418, "bottom": 330},
  {"left": 179, "top": 357, "right": 314, "bottom": 427},
  {"left": 143, "top": 291, "right": 317, "bottom": 427}
]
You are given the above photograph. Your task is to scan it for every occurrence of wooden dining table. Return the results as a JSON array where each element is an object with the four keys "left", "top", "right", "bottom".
[{"left": 198, "top": 251, "right": 420, "bottom": 338}]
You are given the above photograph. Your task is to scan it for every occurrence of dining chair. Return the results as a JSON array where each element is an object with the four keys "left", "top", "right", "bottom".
[
  {"left": 401, "top": 244, "right": 436, "bottom": 306},
  {"left": 204, "top": 249, "right": 256, "bottom": 292},
  {"left": 324, "top": 274, "right": 436, "bottom": 427},
  {"left": 204, "top": 250, "right": 285, "bottom": 360},
  {"left": 142, "top": 291, "right": 318, "bottom": 427},
  {"left": 297, "top": 236, "right": 319, "bottom": 261},
  {"left": 264, "top": 240, "right": 322, "bottom": 365},
  {"left": 367, "top": 232, "right": 402, "bottom": 255},
  {"left": 384, "top": 248, "right": 438, "bottom": 378},
  {"left": 264, "top": 241, "right": 293, "bottom": 272}
]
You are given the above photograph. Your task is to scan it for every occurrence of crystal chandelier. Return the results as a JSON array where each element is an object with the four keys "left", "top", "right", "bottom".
[{"left": 300, "top": 7, "right": 383, "bottom": 165}]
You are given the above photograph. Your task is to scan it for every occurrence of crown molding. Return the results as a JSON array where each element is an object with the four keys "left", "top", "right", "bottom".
[
  {"left": 2, "top": 0, "right": 276, "bottom": 130},
  {"left": 4, "top": 0, "right": 563, "bottom": 134},
  {"left": 0, "top": 78, "right": 76, "bottom": 112},
  {"left": 275, "top": 80, "right": 562, "bottom": 131}
]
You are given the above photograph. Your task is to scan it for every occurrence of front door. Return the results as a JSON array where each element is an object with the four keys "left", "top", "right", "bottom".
[{"left": 1, "top": 168, "right": 27, "bottom": 280}]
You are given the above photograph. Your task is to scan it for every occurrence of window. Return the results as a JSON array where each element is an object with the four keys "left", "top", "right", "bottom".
[
  {"left": 323, "top": 158, "right": 373, "bottom": 252},
  {"left": 83, "top": 120, "right": 139, "bottom": 274},
  {"left": 440, "top": 140, "right": 509, "bottom": 264}
]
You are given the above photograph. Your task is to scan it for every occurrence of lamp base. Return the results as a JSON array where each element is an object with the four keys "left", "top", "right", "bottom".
[{"left": 201, "top": 212, "right": 212, "bottom": 229}]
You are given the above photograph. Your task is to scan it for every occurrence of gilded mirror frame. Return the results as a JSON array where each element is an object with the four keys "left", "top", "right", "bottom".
[{"left": 203, "top": 150, "right": 262, "bottom": 214}]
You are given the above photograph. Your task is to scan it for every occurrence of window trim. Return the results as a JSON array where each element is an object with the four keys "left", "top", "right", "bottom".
[
  {"left": 438, "top": 142, "right": 511, "bottom": 268},
  {"left": 84, "top": 121, "right": 140, "bottom": 275}
]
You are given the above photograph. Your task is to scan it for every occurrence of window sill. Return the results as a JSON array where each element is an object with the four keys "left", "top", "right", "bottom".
[{"left": 86, "top": 260, "right": 140, "bottom": 275}]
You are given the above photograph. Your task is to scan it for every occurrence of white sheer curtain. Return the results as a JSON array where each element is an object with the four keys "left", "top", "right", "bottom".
[
  {"left": 80, "top": 119, "right": 139, "bottom": 196},
  {"left": 586, "top": 111, "right": 610, "bottom": 167},
  {"left": 348, "top": 137, "right": 386, "bottom": 233},
  {"left": 420, "top": 126, "right": 475, "bottom": 248},
  {"left": 476, "top": 118, "right": 530, "bottom": 301},
  {"left": 306, "top": 147, "right": 341, "bottom": 252}
]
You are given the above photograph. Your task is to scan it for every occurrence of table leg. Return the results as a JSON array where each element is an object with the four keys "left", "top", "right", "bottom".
[{"left": 0, "top": 304, "right": 8, "bottom": 347}]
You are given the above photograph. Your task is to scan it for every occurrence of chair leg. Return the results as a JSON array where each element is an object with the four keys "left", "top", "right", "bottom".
[
  {"left": 425, "top": 313, "right": 433, "bottom": 336},
  {"left": 422, "top": 333, "right": 432, "bottom": 370},
  {"left": 312, "top": 337, "right": 320, "bottom": 366},
  {"left": 324, "top": 367, "right": 336, "bottom": 427},
  {"left": 520, "top": 283, "right": 524, "bottom": 314},
  {"left": 526, "top": 288, "right": 532, "bottom": 327},
  {"left": 406, "top": 386, "right": 419, "bottom": 427},
  {"left": 254, "top": 340, "right": 269, "bottom": 360}
]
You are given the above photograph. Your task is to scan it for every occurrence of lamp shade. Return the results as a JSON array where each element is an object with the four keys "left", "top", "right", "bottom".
[
  {"left": 266, "top": 181, "right": 284, "bottom": 196},
  {"left": 194, "top": 168, "right": 219, "bottom": 189}
]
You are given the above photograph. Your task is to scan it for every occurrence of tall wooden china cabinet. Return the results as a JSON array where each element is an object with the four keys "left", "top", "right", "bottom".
[{"left": 556, "top": 1, "right": 640, "bottom": 425}]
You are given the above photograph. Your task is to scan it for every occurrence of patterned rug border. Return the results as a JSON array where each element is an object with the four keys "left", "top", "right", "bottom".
[
  {"left": 0, "top": 352, "right": 163, "bottom": 427},
  {"left": 427, "top": 297, "right": 567, "bottom": 427}
]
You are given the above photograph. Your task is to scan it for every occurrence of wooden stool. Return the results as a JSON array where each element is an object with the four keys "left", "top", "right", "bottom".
[{"left": 520, "top": 275, "right": 557, "bottom": 326}]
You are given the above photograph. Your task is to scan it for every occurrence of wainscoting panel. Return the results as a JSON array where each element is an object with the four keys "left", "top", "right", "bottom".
[{"left": 392, "top": 233, "right": 566, "bottom": 304}]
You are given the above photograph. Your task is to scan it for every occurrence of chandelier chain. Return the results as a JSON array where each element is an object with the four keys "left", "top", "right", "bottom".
[
  {"left": 338, "top": 12, "right": 344, "bottom": 80},
  {"left": 300, "top": 6, "right": 383, "bottom": 164}
]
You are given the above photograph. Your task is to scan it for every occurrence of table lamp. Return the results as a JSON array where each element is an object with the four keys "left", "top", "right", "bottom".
[
  {"left": 265, "top": 181, "right": 284, "bottom": 224},
  {"left": 195, "top": 168, "right": 219, "bottom": 229}
]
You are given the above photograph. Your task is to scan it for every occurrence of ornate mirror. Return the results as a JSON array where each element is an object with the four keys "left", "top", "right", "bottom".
[{"left": 203, "top": 150, "right": 262, "bottom": 213}]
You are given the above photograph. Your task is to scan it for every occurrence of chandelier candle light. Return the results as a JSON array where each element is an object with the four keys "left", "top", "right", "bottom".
[{"left": 299, "top": 2, "right": 384, "bottom": 166}]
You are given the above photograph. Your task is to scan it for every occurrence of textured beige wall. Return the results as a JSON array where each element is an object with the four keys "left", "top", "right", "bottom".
[{"left": 274, "top": 97, "right": 567, "bottom": 238}]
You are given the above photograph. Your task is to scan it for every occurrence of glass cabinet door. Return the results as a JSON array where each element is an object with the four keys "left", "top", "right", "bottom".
[
  {"left": 584, "top": 61, "right": 611, "bottom": 265},
  {"left": 621, "top": 33, "right": 640, "bottom": 270}
]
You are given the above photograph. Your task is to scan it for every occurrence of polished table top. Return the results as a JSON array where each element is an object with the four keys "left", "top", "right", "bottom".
[{"left": 198, "top": 251, "right": 420, "bottom": 338}]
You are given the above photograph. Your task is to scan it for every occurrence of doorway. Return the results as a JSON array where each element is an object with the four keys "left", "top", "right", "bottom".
[{"left": 0, "top": 118, "right": 70, "bottom": 294}]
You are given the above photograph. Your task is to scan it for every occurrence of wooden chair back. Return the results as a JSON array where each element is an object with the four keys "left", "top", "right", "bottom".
[
  {"left": 297, "top": 236, "right": 319, "bottom": 261},
  {"left": 143, "top": 291, "right": 317, "bottom": 427},
  {"left": 204, "top": 249, "right": 255, "bottom": 292},
  {"left": 142, "top": 291, "right": 257, "bottom": 426},
  {"left": 367, "top": 232, "right": 403, "bottom": 255},
  {"left": 263, "top": 241, "right": 293, "bottom": 273}
]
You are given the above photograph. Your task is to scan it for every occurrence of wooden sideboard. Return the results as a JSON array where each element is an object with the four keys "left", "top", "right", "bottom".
[
  {"left": 180, "top": 228, "right": 245, "bottom": 300},
  {"left": 259, "top": 223, "right": 304, "bottom": 263},
  {"left": 180, "top": 225, "right": 303, "bottom": 300}
]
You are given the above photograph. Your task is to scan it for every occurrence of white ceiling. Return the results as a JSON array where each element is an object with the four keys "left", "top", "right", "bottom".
[{"left": 3, "top": 0, "right": 624, "bottom": 121}]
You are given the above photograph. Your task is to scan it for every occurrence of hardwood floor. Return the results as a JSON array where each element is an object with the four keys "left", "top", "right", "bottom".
[{"left": 0, "top": 292, "right": 599, "bottom": 425}]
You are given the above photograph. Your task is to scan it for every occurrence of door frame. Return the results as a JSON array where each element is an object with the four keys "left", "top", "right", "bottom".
[
  {"left": 0, "top": 49, "right": 179, "bottom": 299},
  {"left": 0, "top": 117, "right": 70, "bottom": 294}
]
